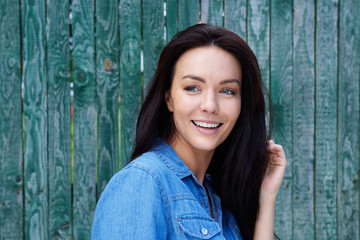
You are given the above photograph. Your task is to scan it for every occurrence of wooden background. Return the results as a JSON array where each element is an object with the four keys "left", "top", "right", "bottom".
[{"left": 0, "top": 0, "right": 359, "bottom": 239}]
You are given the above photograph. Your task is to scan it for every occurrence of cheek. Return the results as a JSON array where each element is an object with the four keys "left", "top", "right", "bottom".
[
  {"left": 224, "top": 100, "right": 241, "bottom": 122},
  {"left": 172, "top": 92, "right": 196, "bottom": 112}
]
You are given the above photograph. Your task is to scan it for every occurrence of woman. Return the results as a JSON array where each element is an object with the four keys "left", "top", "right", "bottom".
[{"left": 92, "top": 24, "right": 286, "bottom": 240}]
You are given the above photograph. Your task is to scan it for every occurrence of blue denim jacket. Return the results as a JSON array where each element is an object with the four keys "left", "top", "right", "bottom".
[{"left": 92, "top": 139, "right": 242, "bottom": 239}]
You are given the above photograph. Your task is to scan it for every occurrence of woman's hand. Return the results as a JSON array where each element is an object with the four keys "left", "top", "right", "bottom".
[
  {"left": 254, "top": 140, "right": 286, "bottom": 240},
  {"left": 260, "top": 140, "right": 287, "bottom": 202}
]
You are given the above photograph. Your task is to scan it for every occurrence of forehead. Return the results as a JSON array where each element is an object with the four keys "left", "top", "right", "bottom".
[{"left": 173, "top": 46, "right": 242, "bottom": 80}]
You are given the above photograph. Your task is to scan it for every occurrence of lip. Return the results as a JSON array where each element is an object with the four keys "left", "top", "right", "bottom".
[
  {"left": 192, "top": 120, "right": 223, "bottom": 135},
  {"left": 193, "top": 120, "right": 221, "bottom": 124}
]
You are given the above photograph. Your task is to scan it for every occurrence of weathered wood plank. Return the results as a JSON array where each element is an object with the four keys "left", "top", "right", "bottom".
[
  {"left": 21, "top": 0, "right": 48, "bottom": 238},
  {"left": 166, "top": 0, "right": 178, "bottom": 42},
  {"left": 292, "top": 0, "right": 315, "bottom": 239},
  {"left": 143, "top": 0, "right": 165, "bottom": 90},
  {"left": 178, "top": 0, "right": 200, "bottom": 31},
  {"left": 270, "top": 0, "right": 293, "bottom": 238},
  {"left": 270, "top": 0, "right": 293, "bottom": 181},
  {"left": 247, "top": 0, "right": 270, "bottom": 89},
  {"left": 0, "top": 0, "right": 23, "bottom": 238},
  {"left": 96, "top": 0, "right": 120, "bottom": 198},
  {"left": 72, "top": 0, "right": 96, "bottom": 238},
  {"left": 120, "top": 0, "right": 142, "bottom": 167},
  {"left": 338, "top": 0, "right": 360, "bottom": 239},
  {"left": 315, "top": 0, "right": 338, "bottom": 239},
  {"left": 201, "top": 0, "right": 223, "bottom": 26},
  {"left": 47, "top": 0, "right": 72, "bottom": 238},
  {"left": 274, "top": 178, "right": 292, "bottom": 240},
  {"left": 224, "top": 0, "right": 247, "bottom": 39}
]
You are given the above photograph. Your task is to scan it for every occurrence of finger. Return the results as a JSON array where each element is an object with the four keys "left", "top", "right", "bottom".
[
  {"left": 268, "top": 144, "right": 286, "bottom": 160},
  {"left": 267, "top": 140, "right": 275, "bottom": 150},
  {"left": 268, "top": 142, "right": 283, "bottom": 153}
]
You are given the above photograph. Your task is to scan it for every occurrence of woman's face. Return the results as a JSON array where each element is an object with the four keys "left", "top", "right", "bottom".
[{"left": 166, "top": 46, "right": 242, "bottom": 155}]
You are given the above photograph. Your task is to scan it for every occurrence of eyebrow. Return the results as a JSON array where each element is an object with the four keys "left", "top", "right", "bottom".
[{"left": 182, "top": 75, "right": 241, "bottom": 86}]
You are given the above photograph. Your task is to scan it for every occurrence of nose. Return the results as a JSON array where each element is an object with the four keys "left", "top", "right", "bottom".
[{"left": 200, "top": 91, "right": 219, "bottom": 114}]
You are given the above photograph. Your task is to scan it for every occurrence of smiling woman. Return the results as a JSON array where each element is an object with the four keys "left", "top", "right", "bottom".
[
  {"left": 165, "top": 46, "right": 242, "bottom": 184},
  {"left": 91, "top": 24, "right": 286, "bottom": 240}
]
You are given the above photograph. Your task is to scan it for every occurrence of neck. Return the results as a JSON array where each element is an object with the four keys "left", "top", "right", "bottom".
[{"left": 170, "top": 140, "right": 214, "bottom": 185}]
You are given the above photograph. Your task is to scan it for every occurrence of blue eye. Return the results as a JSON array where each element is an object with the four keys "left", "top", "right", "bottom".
[
  {"left": 184, "top": 86, "right": 199, "bottom": 92},
  {"left": 221, "top": 88, "right": 236, "bottom": 95}
]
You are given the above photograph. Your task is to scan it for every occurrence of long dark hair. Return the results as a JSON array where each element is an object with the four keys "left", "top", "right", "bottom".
[{"left": 131, "top": 24, "right": 270, "bottom": 240}]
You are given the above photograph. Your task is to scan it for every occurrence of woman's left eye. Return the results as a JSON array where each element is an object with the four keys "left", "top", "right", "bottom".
[{"left": 220, "top": 88, "right": 236, "bottom": 95}]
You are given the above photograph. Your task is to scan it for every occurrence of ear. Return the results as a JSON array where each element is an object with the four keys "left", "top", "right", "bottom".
[{"left": 165, "top": 91, "right": 174, "bottom": 112}]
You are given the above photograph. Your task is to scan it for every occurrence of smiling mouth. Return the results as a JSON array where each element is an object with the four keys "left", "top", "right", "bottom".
[{"left": 192, "top": 120, "right": 223, "bottom": 129}]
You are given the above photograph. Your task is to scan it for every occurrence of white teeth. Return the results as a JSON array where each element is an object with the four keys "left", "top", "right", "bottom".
[{"left": 193, "top": 121, "right": 221, "bottom": 128}]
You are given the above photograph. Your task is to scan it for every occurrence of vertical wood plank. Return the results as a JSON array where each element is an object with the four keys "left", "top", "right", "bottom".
[
  {"left": 315, "top": 0, "right": 338, "bottom": 239},
  {"left": 224, "top": 0, "right": 247, "bottom": 39},
  {"left": 201, "top": 0, "right": 223, "bottom": 26},
  {"left": 270, "top": 0, "right": 293, "bottom": 239},
  {"left": 143, "top": 0, "right": 165, "bottom": 90},
  {"left": 293, "top": 0, "right": 315, "bottom": 239},
  {"left": 72, "top": 0, "right": 96, "bottom": 238},
  {"left": 21, "top": 0, "right": 48, "bottom": 238},
  {"left": 166, "top": 0, "right": 178, "bottom": 42},
  {"left": 247, "top": 0, "right": 270, "bottom": 89},
  {"left": 96, "top": 0, "right": 120, "bottom": 197},
  {"left": 0, "top": 0, "right": 23, "bottom": 238},
  {"left": 47, "top": 0, "right": 71, "bottom": 238},
  {"left": 178, "top": 0, "right": 200, "bottom": 31},
  {"left": 338, "top": 0, "right": 360, "bottom": 239},
  {"left": 120, "top": 0, "right": 142, "bottom": 167}
]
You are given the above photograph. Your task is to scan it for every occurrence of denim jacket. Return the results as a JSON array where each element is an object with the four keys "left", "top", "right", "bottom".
[{"left": 92, "top": 139, "right": 242, "bottom": 239}]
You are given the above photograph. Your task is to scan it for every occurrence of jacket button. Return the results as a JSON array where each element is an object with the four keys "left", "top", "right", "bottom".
[{"left": 201, "top": 227, "right": 208, "bottom": 235}]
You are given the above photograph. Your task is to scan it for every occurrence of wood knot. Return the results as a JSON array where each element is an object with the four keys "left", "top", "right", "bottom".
[
  {"left": 15, "top": 175, "right": 22, "bottom": 184},
  {"left": 103, "top": 58, "right": 114, "bottom": 73}
]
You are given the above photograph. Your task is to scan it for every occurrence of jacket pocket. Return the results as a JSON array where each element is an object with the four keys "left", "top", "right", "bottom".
[{"left": 177, "top": 214, "right": 222, "bottom": 239}]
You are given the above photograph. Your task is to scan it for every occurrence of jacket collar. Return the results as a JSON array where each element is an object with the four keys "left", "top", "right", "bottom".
[{"left": 151, "top": 138, "right": 194, "bottom": 179}]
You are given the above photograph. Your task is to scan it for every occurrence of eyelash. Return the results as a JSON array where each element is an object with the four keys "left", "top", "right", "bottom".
[
  {"left": 184, "top": 86, "right": 199, "bottom": 92},
  {"left": 184, "top": 86, "right": 237, "bottom": 96},
  {"left": 220, "top": 88, "right": 236, "bottom": 96}
]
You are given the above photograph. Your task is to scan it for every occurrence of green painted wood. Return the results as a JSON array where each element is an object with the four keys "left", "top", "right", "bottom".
[
  {"left": 47, "top": 0, "right": 72, "bottom": 238},
  {"left": 201, "top": 0, "right": 223, "bottom": 26},
  {"left": 0, "top": 0, "right": 23, "bottom": 238},
  {"left": 338, "top": 0, "right": 360, "bottom": 239},
  {"left": 143, "top": 0, "right": 165, "bottom": 91},
  {"left": 270, "top": 0, "right": 293, "bottom": 239},
  {"left": 315, "top": 0, "right": 338, "bottom": 239},
  {"left": 120, "top": 0, "right": 142, "bottom": 167},
  {"left": 224, "top": 0, "right": 247, "bottom": 39},
  {"left": 21, "top": 0, "right": 48, "bottom": 239},
  {"left": 247, "top": 0, "right": 270, "bottom": 89},
  {"left": 166, "top": 0, "right": 178, "bottom": 42},
  {"left": 293, "top": 0, "right": 315, "bottom": 239},
  {"left": 178, "top": 0, "right": 200, "bottom": 31},
  {"left": 71, "top": 0, "right": 96, "bottom": 238},
  {"left": 96, "top": 0, "right": 120, "bottom": 198},
  {"left": 247, "top": 0, "right": 270, "bottom": 133}
]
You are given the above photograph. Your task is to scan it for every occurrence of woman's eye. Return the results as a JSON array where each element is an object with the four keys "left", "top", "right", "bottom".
[
  {"left": 184, "top": 86, "right": 199, "bottom": 92},
  {"left": 220, "top": 88, "right": 236, "bottom": 95}
]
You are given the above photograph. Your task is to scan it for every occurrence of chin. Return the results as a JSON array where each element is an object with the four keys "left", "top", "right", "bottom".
[{"left": 192, "top": 138, "right": 222, "bottom": 152}]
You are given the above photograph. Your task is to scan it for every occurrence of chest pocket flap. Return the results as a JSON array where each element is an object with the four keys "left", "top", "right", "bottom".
[{"left": 177, "top": 214, "right": 222, "bottom": 239}]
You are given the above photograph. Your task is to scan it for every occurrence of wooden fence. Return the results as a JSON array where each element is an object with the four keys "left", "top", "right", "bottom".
[{"left": 0, "top": 0, "right": 359, "bottom": 239}]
